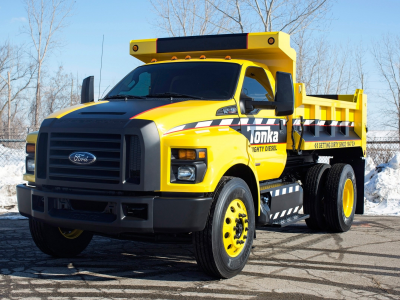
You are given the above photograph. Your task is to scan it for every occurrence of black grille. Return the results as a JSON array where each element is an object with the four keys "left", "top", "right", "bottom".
[
  {"left": 36, "top": 133, "right": 48, "bottom": 179},
  {"left": 127, "top": 135, "right": 141, "bottom": 184},
  {"left": 48, "top": 132, "right": 121, "bottom": 184}
]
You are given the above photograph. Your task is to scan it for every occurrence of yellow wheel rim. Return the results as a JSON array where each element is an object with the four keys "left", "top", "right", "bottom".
[
  {"left": 58, "top": 228, "right": 83, "bottom": 240},
  {"left": 343, "top": 179, "right": 354, "bottom": 218},
  {"left": 222, "top": 199, "right": 249, "bottom": 257}
]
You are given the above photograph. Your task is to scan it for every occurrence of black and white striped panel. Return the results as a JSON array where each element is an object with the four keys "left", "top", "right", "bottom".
[
  {"left": 293, "top": 119, "right": 355, "bottom": 127},
  {"left": 164, "top": 118, "right": 287, "bottom": 135},
  {"left": 271, "top": 205, "right": 303, "bottom": 220}
]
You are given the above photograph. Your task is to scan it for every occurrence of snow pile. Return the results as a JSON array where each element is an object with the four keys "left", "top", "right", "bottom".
[
  {"left": 364, "top": 153, "right": 400, "bottom": 216},
  {"left": 0, "top": 144, "right": 25, "bottom": 212}
]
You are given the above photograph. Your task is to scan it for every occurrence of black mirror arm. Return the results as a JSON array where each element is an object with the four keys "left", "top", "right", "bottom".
[{"left": 251, "top": 101, "right": 276, "bottom": 109}]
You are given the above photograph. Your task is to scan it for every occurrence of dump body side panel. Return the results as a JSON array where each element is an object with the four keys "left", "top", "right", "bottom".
[{"left": 288, "top": 83, "right": 366, "bottom": 157}]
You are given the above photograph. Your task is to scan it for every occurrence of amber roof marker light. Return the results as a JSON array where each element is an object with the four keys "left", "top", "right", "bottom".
[
  {"left": 171, "top": 56, "right": 178, "bottom": 60},
  {"left": 132, "top": 45, "right": 139, "bottom": 52},
  {"left": 200, "top": 55, "right": 206, "bottom": 59},
  {"left": 268, "top": 37, "right": 275, "bottom": 45}
]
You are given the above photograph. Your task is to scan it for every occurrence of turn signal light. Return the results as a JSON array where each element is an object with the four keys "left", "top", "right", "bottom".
[
  {"left": 198, "top": 151, "right": 206, "bottom": 159},
  {"left": 26, "top": 143, "right": 35, "bottom": 154},
  {"left": 179, "top": 149, "right": 196, "bottom": 160}
]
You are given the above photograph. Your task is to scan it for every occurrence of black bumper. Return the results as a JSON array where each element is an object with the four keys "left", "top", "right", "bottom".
[{"left": 17, "top": 184, "right": 212, "bottom": 235}]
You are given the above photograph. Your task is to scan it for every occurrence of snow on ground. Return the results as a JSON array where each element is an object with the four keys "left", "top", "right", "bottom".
[
  {"left": 0, "top": 144, "right": 399, "bottom": 217},
  {"left": 0, "top": 144, "right": 25, "bottom": 213},
  {"left": 364, "top": 153, "right": 400, "bottom": 216}
]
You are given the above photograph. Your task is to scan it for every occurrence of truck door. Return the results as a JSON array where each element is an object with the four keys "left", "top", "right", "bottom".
[{"left": 239, "top": 66, "right": 287, "bottom": 181}]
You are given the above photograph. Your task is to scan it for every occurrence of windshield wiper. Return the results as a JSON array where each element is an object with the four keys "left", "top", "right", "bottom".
[
  {"left": 146, "top": 92, "right": 204, "bottom": 99},
  {"left": 103, "top": 95, "right": 146, "bottom": 100}
]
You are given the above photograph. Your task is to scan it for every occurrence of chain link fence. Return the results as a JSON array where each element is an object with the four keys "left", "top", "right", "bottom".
[
  {"left": 0, "top": 129, "right": 35, "bottom": 167},
  {"left": 366, "top": 137, "right": 400, "bottom": 165}
]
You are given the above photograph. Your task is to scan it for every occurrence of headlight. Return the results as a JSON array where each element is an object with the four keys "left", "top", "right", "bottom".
[
  {"left": 177, "top": 166, "right": 196, "bottom": 181},
  {"left": 27, "top": 159, "right": 35, "bottom": 172},
  {"left": 26, "top": 143, "right": 36, "bottom": 174},
  {"left": 171, "top": 148, "right": 207, "bottom": 183}
]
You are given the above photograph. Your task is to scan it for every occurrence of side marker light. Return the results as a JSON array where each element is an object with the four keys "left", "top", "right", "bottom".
[
  {"left": 199, "top": 55, "right": 206, "bottom": 59},
  {"left": 225, "top": 56, "right": 231, "bottom": 60},
  {"left": 132, "top": 45, "right": 139, "bottom": 52},
  {"left": 151, "top": 58, "right": 157, "bottom": 63},
  {"left": 185, "top": 55, "right": 191, "bottom": 60},
  {"left": 198, "top": 151, "right": 206, "bottom": 159},
  {"left": 171, "top": 56, "right": 178, "bottom": 60}
]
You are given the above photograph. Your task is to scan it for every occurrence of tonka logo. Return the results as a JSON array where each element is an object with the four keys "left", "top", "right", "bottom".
[
  {"left": 247, "top": 126, "right": 278, "bottom": 144},
  {"left": 69, "top": 152, "right": 97, "bottom": 165}
]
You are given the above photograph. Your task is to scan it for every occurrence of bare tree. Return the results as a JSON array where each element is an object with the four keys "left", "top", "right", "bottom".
[
  {"left": 372, "top": 36, "right": 400, "bottom": 139},
  {"left": 41, "top": 66, "right": 79, "bottom": 118},
  {"left": 0, "top": 42, "right": 36, "bottom": 137},
  {"left": 151, "top": 0, "right": 333, "bottom": 36},
  {"left": 354, "top": 42, "right": 368, "bottom": 91},
  {"left": 24, "top": 0, "right": 73, "bottom": 128},
  {"left": 150, "top": 0, "right": 232, "bottom": 36}
]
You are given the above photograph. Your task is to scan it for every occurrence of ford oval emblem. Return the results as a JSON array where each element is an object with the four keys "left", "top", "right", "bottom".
[{"left": 69, "top": 152, "right": 97, "bottom": 165}]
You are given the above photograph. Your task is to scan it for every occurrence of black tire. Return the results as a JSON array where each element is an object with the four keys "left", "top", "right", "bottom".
[
  {"left": 324, "top": 164, "right": 357, "bottom": 232},
  {"left": 303, "top": 163, "right": 330, "bottom": 230},
  {"left": 29, "top": 218, "right": 93, "bottom": 258},
  {"left": 193, "top": 176, "right": 255, "bottom": 279}
]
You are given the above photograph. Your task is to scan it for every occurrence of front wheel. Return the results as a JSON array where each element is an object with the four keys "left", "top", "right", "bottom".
[
  {"left": 29, "top": 218, "right": 93, "bottom": 257},
  {"left": 193, "top": 177, "right": 255, "bottom": 279}
]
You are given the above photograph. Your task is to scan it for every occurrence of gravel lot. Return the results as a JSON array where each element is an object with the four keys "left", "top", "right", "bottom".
[{"left": 0, "top": 215, "right": 399, "bottom": 300}]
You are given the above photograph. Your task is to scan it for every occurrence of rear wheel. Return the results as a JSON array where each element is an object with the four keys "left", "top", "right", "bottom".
[
  {"left": 29, "top": 218, "right": 93, "bottom": 257},
  {"left": 324, "top": 164, "right": 357, "bottom": 232},
  {"left": 303, "top": 163, "right": 330, "bottom": 230},
  {"left": 193, "top": 176, "right": 255, "bottom": 279}
]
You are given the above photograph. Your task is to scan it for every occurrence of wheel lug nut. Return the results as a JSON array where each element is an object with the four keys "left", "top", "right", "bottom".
[
  {"left": 233, "top": 226, "right": 238, "bottom": 231},
  {"left": 243, "top": 235, "right": 247, "bottom": 239},
  {"left": 236, "top": 240, "right": 240, "bottom": 245},
  {"left": 244, "top": 219, "right": 248, "bottom": 223},
  {"left": 235, "top": 218, "right": 240, "bottom": 223},
  {"left": 245, "top": 227, "right": 248, "bottom": 231}
]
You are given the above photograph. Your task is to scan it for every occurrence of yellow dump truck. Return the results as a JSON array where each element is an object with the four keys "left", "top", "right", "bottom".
[{"left": 17, "top": 32, "right": 367, "bottom": 278}]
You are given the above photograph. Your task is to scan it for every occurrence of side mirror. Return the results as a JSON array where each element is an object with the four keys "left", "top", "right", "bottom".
[
  {"left": 274, "top": 71, "right": 294, "bottom": 116},
  {"left": 81, "top": 76, "right": 94, "bottom": 104}
]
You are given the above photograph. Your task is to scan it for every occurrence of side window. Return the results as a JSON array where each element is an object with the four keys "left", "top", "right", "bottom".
[
  {"left": 120, "top": 72, "right": 151, "bottom": 96},
  {"left": 242, "top": 67, "right": 274, "bottom": 101}
]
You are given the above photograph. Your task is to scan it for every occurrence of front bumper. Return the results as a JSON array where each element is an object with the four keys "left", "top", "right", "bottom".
[{"left": 17, "top": 184, "right": 212, "bottom": 235}]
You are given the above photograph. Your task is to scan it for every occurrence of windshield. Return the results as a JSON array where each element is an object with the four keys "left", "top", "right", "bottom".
[{"left": 105, "top": 62, "right": 241, "bottom": 100}]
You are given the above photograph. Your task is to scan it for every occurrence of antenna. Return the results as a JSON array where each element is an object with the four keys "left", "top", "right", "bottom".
[{"left": 98, "top": 34, "right": 104, "bottom": 99}]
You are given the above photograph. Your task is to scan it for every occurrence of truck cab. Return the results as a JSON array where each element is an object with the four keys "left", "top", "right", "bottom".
[{"left": 17, "top": 31, "right": 367, "bottom": 279}]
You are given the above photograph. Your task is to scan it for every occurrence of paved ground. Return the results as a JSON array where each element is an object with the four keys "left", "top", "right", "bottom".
[{"left": 0, "top": 215, "right": 399, "bottom": 300}]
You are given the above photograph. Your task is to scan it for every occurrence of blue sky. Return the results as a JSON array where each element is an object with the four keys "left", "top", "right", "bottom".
[{"left": 0, "top": 0, "right": 399, "bottom": 104}]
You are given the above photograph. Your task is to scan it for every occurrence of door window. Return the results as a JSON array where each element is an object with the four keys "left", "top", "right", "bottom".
[{"left": 242, "top": 67, "right": 274, "bottom": 101}]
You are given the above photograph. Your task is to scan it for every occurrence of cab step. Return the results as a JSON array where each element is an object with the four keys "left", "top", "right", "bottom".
[
  {"left": 270, "top": 213, "right": 309, "bottom": 227},
  {"left": 257, "top": 180, "right": 305, "bottom": 227}
]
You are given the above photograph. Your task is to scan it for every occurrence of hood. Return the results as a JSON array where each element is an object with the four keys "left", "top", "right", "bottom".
[{"left": 46, "top": 99, "right": 238, "bottom": 135}]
